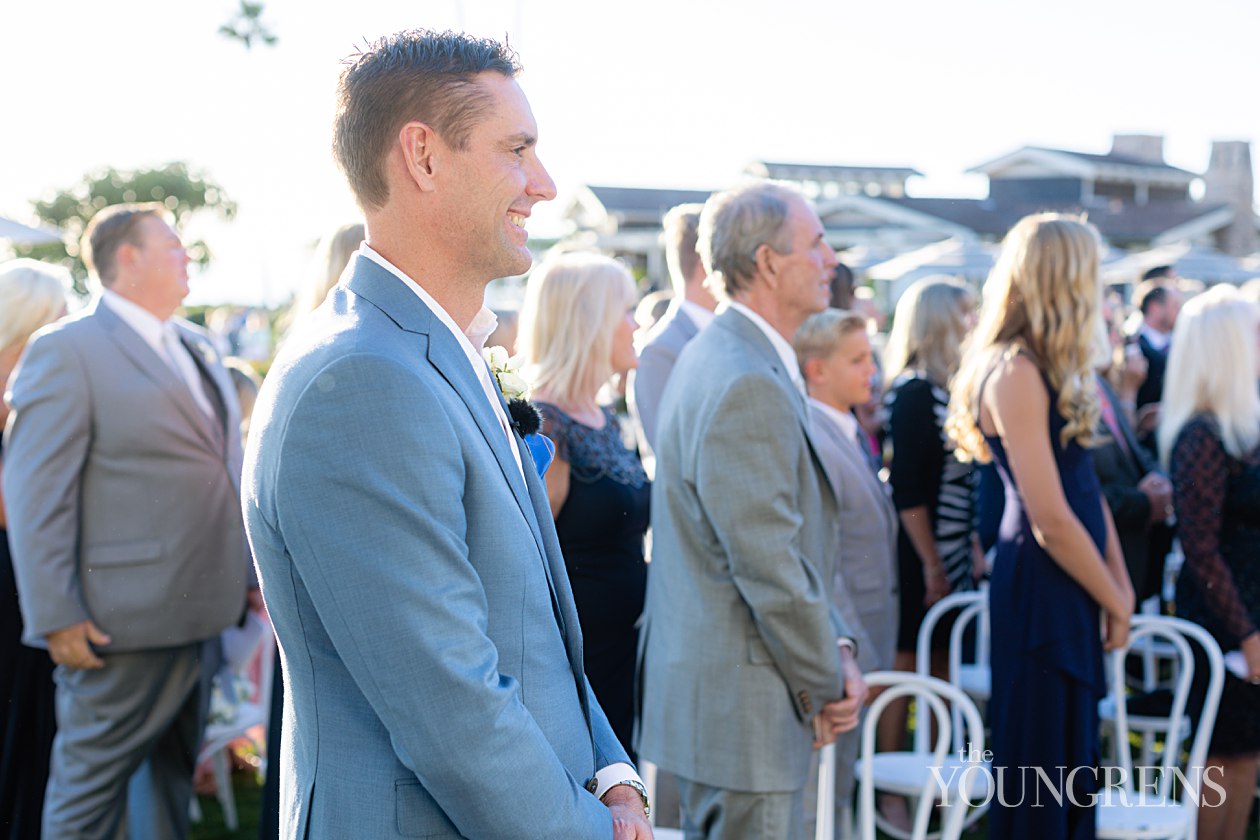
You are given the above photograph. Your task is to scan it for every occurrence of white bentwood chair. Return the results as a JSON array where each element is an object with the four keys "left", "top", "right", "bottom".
[
  {"left": 191, "top": 610, "right": 277, "bottom": 831},
  {"left": 916, "top": 590, "right": 991, "bottom": 718},
  {"left": 855, "top": 671, "right": 989, "bottom": 840},
  {"left": 643, "top": 736, "right": 843, "bottom": 840},
  {"left": 1096, "top": 615, "right": 1224, "bottom": 840}
]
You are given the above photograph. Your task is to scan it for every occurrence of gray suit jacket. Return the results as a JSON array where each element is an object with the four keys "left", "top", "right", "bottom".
[
  {"left": 808, "top": 400, "right": 899, "bottom": 674},
  {"left": 637, "top": 307, "right": 850, "bottom": 793},
  {"left": 3, "top": 298, "right": 248, "bottom": 651},
  {"left": 628, "top": 305, "right": 699, "bottom": 477},
  {"left": 242, "top": 255, "right": 629, "bottom": 839}
]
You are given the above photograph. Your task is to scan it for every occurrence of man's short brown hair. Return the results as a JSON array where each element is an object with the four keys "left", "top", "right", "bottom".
[
  {"left": 332, "top": 29, "right": 521, "bottom": 210},
  {"left": 81, "top": 203, "right": 168, "bottom": 285},
  {"left": 661, "top": 203, "right": 703, "bottom": 295}
]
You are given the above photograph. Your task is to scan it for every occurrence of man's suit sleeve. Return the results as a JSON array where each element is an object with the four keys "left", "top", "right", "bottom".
[
  {"left": 2, "top": 331, "right": 93, "bottom": 642},
  {"left": 694, "top": 372, "right": 844, "bottom": 719},
  {"left": 1094, "top": 446, "right": 1152, "bottom": 532},
  {"left": 271, "top": 354, "right": 612, "bottom": 839},
  {"left": 630, "top": 340, "right": 676, "bottom": 452}
]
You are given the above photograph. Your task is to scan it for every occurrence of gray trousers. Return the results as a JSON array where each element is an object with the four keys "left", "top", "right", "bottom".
[
  {"left": 677, "top": 775, "right": 805, "bottom": 840},
  {"left": 42, "top": 642, "right": 210, "bottom": 840}
]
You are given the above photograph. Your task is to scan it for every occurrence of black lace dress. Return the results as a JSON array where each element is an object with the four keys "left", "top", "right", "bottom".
[
  {"left": 1, "top": 438, "right": 57, "bottom": 840},
  {"left": 885, "top": 371, "right": 978, "bottom": 651},
  {"left": 537, "top": 404, "right": 650, "bottom": 760},
  {"left": 1170, "top": 415, "right": 1260, "bottom": 755}
]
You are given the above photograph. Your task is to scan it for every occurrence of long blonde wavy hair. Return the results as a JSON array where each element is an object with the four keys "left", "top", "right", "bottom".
[
  {"left": 1157, "top": 285, "right": 1260, "bottom": 466},
  {"left": 947, "top": 213, "right": 1103, "bottom": 462}
]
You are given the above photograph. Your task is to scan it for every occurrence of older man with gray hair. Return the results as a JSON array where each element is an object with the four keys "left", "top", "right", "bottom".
[{"left": 636, "top": 181, "right": 866, "bottom": 840}]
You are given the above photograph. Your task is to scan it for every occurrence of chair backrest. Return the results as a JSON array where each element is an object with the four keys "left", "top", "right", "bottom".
[
  {"left": 858, "top": 671, "right": 988, "bottom": 840},
  {"left": 914, "top": 590, "right": 988, "bottom": 753},
  {"left": 1108, "top": 615, "right": 1223, "bottom": 810}
]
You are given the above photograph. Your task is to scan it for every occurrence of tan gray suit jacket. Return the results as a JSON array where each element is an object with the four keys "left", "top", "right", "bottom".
[
  {"left": 3, "top": 299, "right": 248, "bottom": 651},
  {"left": 628, "top": 304, "right": 700, "bottom": 479},
  {"left": 808, "top": 399, "right": 899, "bottom": 674},
  {"left": 637, "top": 307, "right": 851, "bottom": 793}
]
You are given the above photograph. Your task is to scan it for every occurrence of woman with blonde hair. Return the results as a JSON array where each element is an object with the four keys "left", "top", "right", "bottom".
[
  {"left": 878, "top": 275, "right": 981, "bottom": 826},
  {"left": 0, "top": 258, "right": 70, "bottom": 839},
  {"left": 517, "top": 251, "right": 648, "bottom": 759},
  {"left": 1158, "top": 285, "right": 1260, "bottom": 840},
  {"left": 884, "top": 275, "right": 981, "bottom": 612},
  {"left": 948, "top": 213, "right": 1133, "bottom": 839}
]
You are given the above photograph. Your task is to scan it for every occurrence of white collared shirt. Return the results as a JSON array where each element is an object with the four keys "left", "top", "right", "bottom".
[
  {"left": 727, "top": 301, "right": 806, "bottom": 393},
  {"left": 678, "top": 299, "right": 716, "bottom": 331},
  {"left": 100, "top": 288, "right": 215, "bottom": 418},
  {"left": 358, "top": 245, "right": 523, "bottom": 478},
  {"left": 811, "top": 397, "right": 860, "bottom": 443},
  {"left": 1139, "top": 322, "right": 1172, "bottom": 353},
  {"left": 101, "top": 287, "right": 169, "bottom": 361}
]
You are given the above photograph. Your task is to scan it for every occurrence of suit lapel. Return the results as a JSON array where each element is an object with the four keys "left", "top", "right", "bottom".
[
  {"left": 720, "top": 309, "right": 834, "bottom": 498},
  {"left": 176, "top": 329, "right": 230, "bottom": 451},
  {"left": 348, "top": 255, "right": 594, "bottom": 733},
  {"left": 675, "top": 308, "right": 700, "bottom": 342},
  {"left": 1099, "top": 378, "right": 1147, "bottom": 474},
  {"left": 94, "top": 301, "right": 220, "bottom": 452},
  {"left": 344, "top": 256, "right": 554, "bottom": 578}
]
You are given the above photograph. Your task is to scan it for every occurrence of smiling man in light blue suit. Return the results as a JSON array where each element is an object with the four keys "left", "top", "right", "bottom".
[{"left": 242, "top": 31, "right": 651, "bottom": 840}]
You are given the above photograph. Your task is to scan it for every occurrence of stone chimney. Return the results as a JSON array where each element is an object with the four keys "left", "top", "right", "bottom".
[
  {"left": 1110, "top": 134, "right": 1166, "bottom": 165},
  {"left": 1203, "top": 140, "right": 1258, "bottom": 257}
]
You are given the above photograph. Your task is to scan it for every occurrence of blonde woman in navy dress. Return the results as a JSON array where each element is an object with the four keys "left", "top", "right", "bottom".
[{"left": 948, "top": 214, "right": 1134, "bottom": 840}]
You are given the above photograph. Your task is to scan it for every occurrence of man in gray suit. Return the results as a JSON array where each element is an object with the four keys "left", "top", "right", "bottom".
[
  {"left": 242, "top": 31, "right": 650, "bottom": 839},
  {"left": 628, "top": 203, "right": 716, "bottom": 478},
  {"left": 3, "top": 203, "right": 252, "bottom": 839},
  {"left": 637, "top": 182, "right": 867, "bottom": 840}
]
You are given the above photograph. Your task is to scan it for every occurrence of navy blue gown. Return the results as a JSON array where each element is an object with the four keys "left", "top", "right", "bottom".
[
  {"left": 536, "top": 403, "right": 649, "bottom": 762},
  {"left": 984, "top": 377, "right": 1105, "bottom": 840}
]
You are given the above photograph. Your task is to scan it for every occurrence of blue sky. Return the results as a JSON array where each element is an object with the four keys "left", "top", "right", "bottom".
[{"left": 3, "top": 0, "right": 1256, "bottom": 304}]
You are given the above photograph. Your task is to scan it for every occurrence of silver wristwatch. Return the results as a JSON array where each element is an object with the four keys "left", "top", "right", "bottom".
[{"left": 600, "top": 779, "right": 651, "bottom": 818}]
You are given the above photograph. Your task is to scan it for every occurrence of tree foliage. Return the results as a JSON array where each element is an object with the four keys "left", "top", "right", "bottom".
[
  {"left": 219, "top": 1, "right": 278, "bottom": 49},
  {"left": 15, "top": 163, "right": 236, "bottom": 296}
]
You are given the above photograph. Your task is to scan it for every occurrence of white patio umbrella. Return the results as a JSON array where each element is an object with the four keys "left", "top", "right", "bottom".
[
  {"left": 0, "top": 215, "right": 63, "bottom": 245},
  {"left": 866, "top": 238, "right": 997, "bottom": 309},
  {"left": 1102, "top": 242, "right": 1260, "bottom": 286}
]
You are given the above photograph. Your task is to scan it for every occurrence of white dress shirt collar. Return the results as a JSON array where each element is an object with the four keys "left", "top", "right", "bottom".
[
  {"left": 678, "top": 299, "right": 716, "bottom": 331},
  {"left": 358, "top": 245, "right": 522, "bottom": 476},
  {"left": 100, "top": 287, "right": 169, "bottom": 357},
  {"left": 1139, "top": 322, "right": 1172, "bottom": 353},
  {"left": 727, "top": 302, "right": 805, "bottom": 391},
  {"left": 810, "top": 397, "right": 860, "bottom": 441}
]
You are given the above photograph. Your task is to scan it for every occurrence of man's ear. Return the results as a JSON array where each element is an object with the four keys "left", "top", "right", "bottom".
[
  {"left": 115, "top": 241, "right": 139, "bottom": 274},
  {"left": 754, "top": 242, "right": 778, "bottom": 288},
  {"left": 400, "top": 121, "right": 439, "bottom": 192},
  {"left": 802, "top": 355, "right": 823, "bottom": 386}
]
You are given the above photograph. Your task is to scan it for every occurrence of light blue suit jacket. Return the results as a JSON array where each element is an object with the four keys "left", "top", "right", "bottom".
[{"left": 242, "top": 255, "right": 629, "bottom": 839}]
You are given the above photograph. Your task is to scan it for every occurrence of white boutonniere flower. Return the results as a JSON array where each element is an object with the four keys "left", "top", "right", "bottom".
[
  {"left": 483, "top": 345, "right": 528, "bottom": 401},
  {"left": 481, "top": 345, "right": 543, "bottom": 437}
]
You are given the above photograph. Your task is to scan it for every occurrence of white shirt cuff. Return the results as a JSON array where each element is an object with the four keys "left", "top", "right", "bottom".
[{"left": 592, "top": 762, "right": 644, "bottom": 800}]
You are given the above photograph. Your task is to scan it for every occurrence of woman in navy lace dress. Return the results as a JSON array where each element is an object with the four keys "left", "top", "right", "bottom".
[
  {"left": 518, "top": 252, "right": 649, "bottom": 759},
  {"left": 949, "top": 215, "right": 1134, "bottom": 840},
  {"left": 1158, "top": 285, "right": 1260, "bottom": 840},
  {"left": 0, "top": 260, "right": 69, "bottom": 840}
]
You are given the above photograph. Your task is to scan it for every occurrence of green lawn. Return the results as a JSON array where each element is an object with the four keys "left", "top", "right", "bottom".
[{"left": 190, "top": 772, "right": 262, "bottom": 840}]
